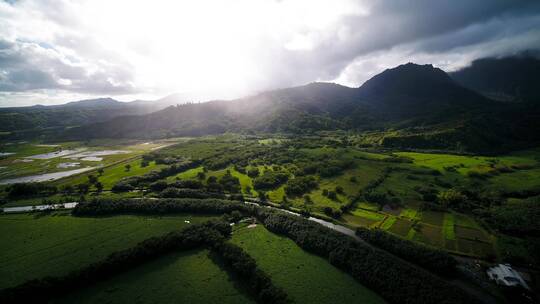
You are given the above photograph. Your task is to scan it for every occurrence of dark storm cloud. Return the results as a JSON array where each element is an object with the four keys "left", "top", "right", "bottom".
[{"left": 265, "top": 0, "right": 540, "bottom": 88}]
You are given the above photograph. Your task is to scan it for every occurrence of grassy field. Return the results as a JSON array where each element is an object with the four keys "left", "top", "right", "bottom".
[
  {"left": 0, "top": 140, "right": 170, "bottom": 184},
  {"left": 54, "top": 249, "right": 254, "bottom": 304},
  {"left": 56, "top": 157, "right": 167, "bottom": 190},
  {"left": 231, "top": 224, "right": 386, "bottom": 304},
  {"left": 0, "top": 212, "right": 216, "bottom": 289}
]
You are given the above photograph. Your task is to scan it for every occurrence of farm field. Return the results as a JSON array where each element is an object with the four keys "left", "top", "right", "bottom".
[
  {"left": 1, "top": 135, "right": 539, "bottom": 300},
  {"left": 0, "top": 140, "right": 170, "bottom": 185},
  {"left": 231, "top": 224, "right": 386, "bottom": 304},
  {"left": 54, "top": 249, "right": 254, "bottom": 304},
  {"left": 0, "top": 211, "right": 216, "bottom": 289},
  {"left": 133, "top": 136, "right": 540, "bottom": 260}
]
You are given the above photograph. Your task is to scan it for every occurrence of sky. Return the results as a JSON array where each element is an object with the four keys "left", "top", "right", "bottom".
[{"left": 1, "top": 0, "right": 539, "bottom": 107}]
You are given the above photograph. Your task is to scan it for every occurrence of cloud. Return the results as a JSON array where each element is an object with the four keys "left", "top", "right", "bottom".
[{"left": 0, "top": 0, "right": 539, "bottom": 106}]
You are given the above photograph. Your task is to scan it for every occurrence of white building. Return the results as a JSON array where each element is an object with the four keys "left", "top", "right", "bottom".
[{"left": 487, "top": 264, "right": 530, "bottom": 290}]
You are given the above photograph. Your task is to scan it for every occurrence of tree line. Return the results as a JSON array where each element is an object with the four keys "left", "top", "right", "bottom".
[
  {"left": 258, "top": 211, "right": 480, "bottom": 304},
  {"left": 355, "top": 227, "right": 456, "bottom": 275},
  {"left": 70, "top": 198, "right": 478, "bottom": 303}
]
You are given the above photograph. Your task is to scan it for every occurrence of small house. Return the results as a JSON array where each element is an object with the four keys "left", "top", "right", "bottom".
[{"left": 486, "top": 264, "right": 530, "bottom": 290}]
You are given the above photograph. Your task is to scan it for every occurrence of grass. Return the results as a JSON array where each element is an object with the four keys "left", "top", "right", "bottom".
[
  {"left": 400, "top": 207, "right": 419, "bottom": 220},
  {"left": 387, "top": 218, "right": 413, "bottom": 237},
  {"left": 0, "top": 212, "right": 216, "bottom": 289},
  {"left": 443, "top": 213, "right": 456, "bottom": 240},
  {"left": 54, "top": 250, "right": 254, "bottom": 304},
  {"left": 380, "top": 216, "right": 397, "bottom": 230},
  {"left": 57, "top": 158, "right": 166, "bottom": 190},
  {"left": 350, "top": 208, "right": 386, "bottom": 221},
  {"left": 231, "top": 225, "right": 385, "bottom": 304}
]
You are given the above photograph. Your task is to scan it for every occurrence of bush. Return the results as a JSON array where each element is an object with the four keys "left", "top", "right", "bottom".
[
  {"left": 7, "top": 183, "right": 57, "bottom": 198},
  {"left": 247, "top": 168, "right": 260, "bottom": 178},
  {"left": 284, "top": 176, "right": 318, "bottom": 196},
  {"left": 253, "top": 170, "right": 289, "bottom": 190}
]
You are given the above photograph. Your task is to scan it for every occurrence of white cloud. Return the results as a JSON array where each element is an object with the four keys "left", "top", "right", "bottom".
[{"left": 0, "top": 0, "right": 539, "bottom": 106}]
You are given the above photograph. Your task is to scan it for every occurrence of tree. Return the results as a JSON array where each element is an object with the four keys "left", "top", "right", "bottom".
[
  {"left": 141, "top": 160, "right": 149, "bottom": 168},
  {"left": 328, "top": 191, "right": 337, "bottom": 200},
  {"left": 197, "top": 172, "right": 206, "bottom": 180},
  {"left": 247, "top": 167, "right": 260, "bottom": 178},
  {"left": 245, "top": 185, "right": 252, "bottom": 194},
  {"left": 97, "top": 168, "right": 104, "bottom": 176},
  {"left": 303, "top": 195, "right": 313, "bottom": 205},
  {"left": 77, "top": 183, "right": 90, "bottom": 194},
  {"left": 61, "top": 185, "right": 74, "bottom": 195},
  {"left": 322, "top": 189, "right": 329, "bottom": 196},
  {"left": 350, "top": 176, "right": 358, "bottom": 183},
  {"left": 95, "top": 182, "right": 103, "bottom": 193},
  {"left": 125, "top": 164, "right": 131, "bottom": 172},
  {"left": 335, "top": 185, "right": 344, "bottom": 194},
  {"left": 437, "top": 189, "right": 466, "bottom": 208},
  {"left": 88, "top": 174, "right": 98, "bottom": 185}
]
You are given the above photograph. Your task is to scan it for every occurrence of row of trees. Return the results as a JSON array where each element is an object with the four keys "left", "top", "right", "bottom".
[
  {"left": 6, "top": 182, "right": 57, "bottom": 198},
  {"left": 70, "top": 198, "right": 476, "bottom": 303},
  {"left": 72, "top": 198, "right": 253, "bottom": 217},
  {"left": 355, "top": 227, "right": 456, "bottom": 275},
  {"left": 112, "top": 159, "right": 201, "bottom": 192},
  {"left": 0, "top": 220, "right": 230, "bottom": 302},
  {"left": 258, "top": 211, "right": 480, "bottom": 304},
  {"left": 212, "top": 242, "right": 289, "bottom": 303}
]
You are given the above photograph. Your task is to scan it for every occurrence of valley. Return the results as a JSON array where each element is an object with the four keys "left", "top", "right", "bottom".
[
  {"left": 1, "top": 56, "right": 539, "bottom": 304},
  {"left": 1, "top": 133, "right": 539, "bottom": 303}
]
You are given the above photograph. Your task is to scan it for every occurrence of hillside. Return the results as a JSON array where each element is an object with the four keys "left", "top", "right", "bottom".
[
  {"left": 450, "top": 55, "right": 540, "bottom": 103},
  {"left": 55, "top": 62, "right": 540, "bottom": 153},
  {"left": 0, "top": 95, "right": 188, "bottom": 138}
]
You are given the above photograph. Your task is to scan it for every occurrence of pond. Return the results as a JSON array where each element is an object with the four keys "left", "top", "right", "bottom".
[
  {"left": 0, "top": 167, "right": 95, "bottom": 185},
  {"left": 57, "top": 162, "right": 80, "bottom": 168},
  {"left": 26, "top": 148, "right": 86, "bottom": 160},
  {"left": 65, "top": 150, "right": 129, "bottom": 161}
]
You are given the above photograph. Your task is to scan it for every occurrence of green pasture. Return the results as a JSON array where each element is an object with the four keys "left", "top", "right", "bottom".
[
  {"left": 0, "top": 212, "right": 216, "bottom": 289},
  {"left": 231, "top": 225, "right": 385, "bottom": 304},
  {"left": 55, "top": 250, "right": 254, "bottom": 304}
]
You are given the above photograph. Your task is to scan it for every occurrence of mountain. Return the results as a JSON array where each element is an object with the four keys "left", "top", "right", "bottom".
[
  {"left": 0, "top": 96, "right": 187, "bottom": 138},
  {"left": 450, "top": 55, "right": 540, "bottom": 103},
  {"left": 53, "top": 62, "right": 540, "bottom": 153}
]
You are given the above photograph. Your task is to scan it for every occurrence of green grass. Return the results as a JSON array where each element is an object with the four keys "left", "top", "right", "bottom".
[
  {"left": 351, "top": 208, "right": 386, "bottom": 221},
  {"left": 231, "top": 225, "right": 385, "bottom": 304},
  {"left": 54, "top": 250, "right": 254, "bottom": 304},
  {"left": 400, "top": 208, "right": 419, "bottom": 220},
  {"left": 380, "top": 216, "right": 397, "bottom": 230},
  {"left": 57, "top": 158, "right": 166, "bottom": 190},
  {"left": 443, "top": 213, "right": 456, "bottom": 240},
  {"left": 0, "top": 212, "right": 216, "bottom": 289}
]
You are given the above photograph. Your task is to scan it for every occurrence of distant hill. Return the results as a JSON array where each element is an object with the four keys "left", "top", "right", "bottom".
[
  {"left": 0, "top": 95, "right": 187, "bottom": 137},
  {"left": 450, "top": 55, "right": 540, "bottom": 103},
  {"left": 37, "top": 61, "right": 540, "bottom": 153}
]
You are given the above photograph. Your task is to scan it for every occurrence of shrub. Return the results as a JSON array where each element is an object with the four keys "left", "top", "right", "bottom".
[{"left": 284, "top": 176, "right": 318, "bottom": 196}]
